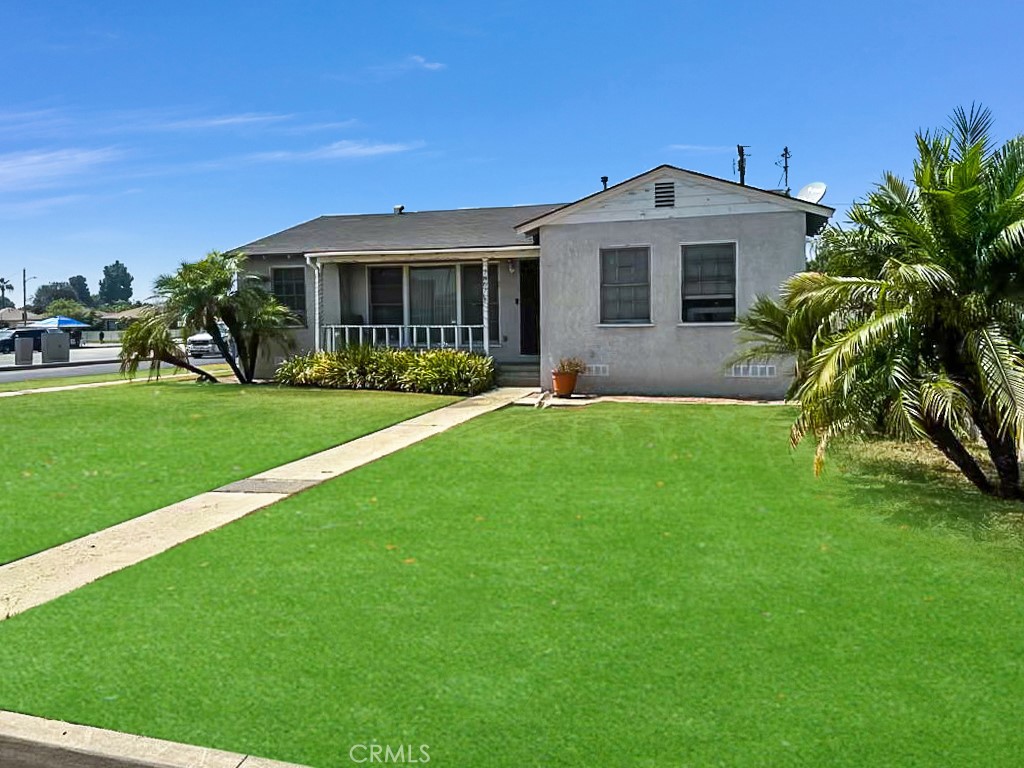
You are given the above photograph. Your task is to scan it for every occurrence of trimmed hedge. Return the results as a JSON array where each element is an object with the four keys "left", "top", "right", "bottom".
[{"left": 275, "top": 346, "right": 495, "bottom": 396}]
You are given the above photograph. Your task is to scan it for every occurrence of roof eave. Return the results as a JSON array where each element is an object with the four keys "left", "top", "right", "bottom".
[{"left": 515, "top": 164, "right": 834, "bottom": 233}]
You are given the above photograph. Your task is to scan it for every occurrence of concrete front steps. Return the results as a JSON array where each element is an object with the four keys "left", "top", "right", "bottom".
[{"left": 496, "top": 361, "right": 540, "bottom": 387}]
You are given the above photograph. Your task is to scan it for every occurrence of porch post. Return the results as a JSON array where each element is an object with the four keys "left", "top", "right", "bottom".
[
  {"left": 481, "top": 258, "right": 490, "bottom": 355},
  {"left": 308, "top": 255, "right": 322, "bottom": 352}
]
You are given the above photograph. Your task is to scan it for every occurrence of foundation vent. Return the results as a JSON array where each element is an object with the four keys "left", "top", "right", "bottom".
[
  {"left": 728, "top": 363, "right": 777, "bottom": 378},
  {"left": 584, "top": 364, "right": 610, "bottom": 377}
]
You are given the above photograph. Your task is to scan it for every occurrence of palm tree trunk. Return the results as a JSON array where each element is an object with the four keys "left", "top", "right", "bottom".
[
  {"left": 205, "top": 319, "right": 246, "bottom": 383},
  {"left": 160, "top": 354, "right": 218, "bottom": 383},
  {"left": 245, "top": 336, "right": 260, "bottom": 382},
  {"left": 972, "top": 406, "right": 1022, "bottom": 499},
  {"left": 923, "top": 418, "right": 995, "bottom": 496}
]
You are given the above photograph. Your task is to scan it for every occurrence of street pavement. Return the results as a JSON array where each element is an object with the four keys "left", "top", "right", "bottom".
[{"left": 0, "top": 345, "right": 227, "bottom": 383}]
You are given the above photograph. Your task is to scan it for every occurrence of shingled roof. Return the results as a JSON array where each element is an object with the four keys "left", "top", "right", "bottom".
[{"left": 236, "top": 203, "right": 565, "bottom": 256}]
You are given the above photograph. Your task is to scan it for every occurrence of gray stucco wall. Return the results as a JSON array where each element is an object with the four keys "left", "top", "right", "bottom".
[
  {"left": 246, "top": 254, "right": 314, "bottom": 378},
  {"left": 538, "top": 211, "right": 806, "bottom": 397}
]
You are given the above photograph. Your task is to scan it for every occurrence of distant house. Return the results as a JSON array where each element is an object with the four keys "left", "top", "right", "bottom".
[
  {"left": 234, "top": 165, "right": 833, "bottom": 396},
  {"left": 0, "top": 308, "right": 43, "bottom": 328},
  {"left": 97, "top": 305, "right": 153, "bottom": 331}
]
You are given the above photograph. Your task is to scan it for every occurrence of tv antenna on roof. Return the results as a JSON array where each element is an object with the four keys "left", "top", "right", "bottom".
[
  {"left": 776, "top": 146, "right": 791, "bottom": 194},
  {"left": 795, "top": 181, "right": 827, "bottom": 204}
]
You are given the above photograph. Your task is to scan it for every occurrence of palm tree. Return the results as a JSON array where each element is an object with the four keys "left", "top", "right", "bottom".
[
  {"left": 155, "top": 251, "right": 247, "bottom": 382},
  {"left": 0, "top": 277, "right": 13, "bottom": 309},
  {"left": 729, "top": 294, "right": 834, "bottom": 400},
  {"left": 149, "top": 250, "right": 294, "bottom": 384},
  {"left": 119, "top": 308, "right": 217, "bottom": 382},
  {"left": 736, "top": 106, "right": 1024, "bottom": 500}
]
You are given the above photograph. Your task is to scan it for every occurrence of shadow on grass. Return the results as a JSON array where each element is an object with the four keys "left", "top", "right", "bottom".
[{"left": 831, "top": 438, "right": 1024, "bottom": 544}]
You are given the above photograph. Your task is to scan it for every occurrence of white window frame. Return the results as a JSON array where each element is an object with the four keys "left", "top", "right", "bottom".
[
  {"left": 597, "top": 244, "right": 653, "bottom": 327},
  {"left": 677, "top": 240, "right": 739, "bottom": 326},
  {"left": 270, "top": 266, "right": 308, "bottom": 328}
]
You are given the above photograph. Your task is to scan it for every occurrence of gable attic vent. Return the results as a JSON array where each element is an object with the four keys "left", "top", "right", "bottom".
[{"left": 654, "top": 181, "right": 675, "bottom": 207}]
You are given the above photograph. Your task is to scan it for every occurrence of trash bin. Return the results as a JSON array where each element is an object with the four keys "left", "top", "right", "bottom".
[
  {"left": 14, "top": 337, "right": 33, "bottom": 366},
  {"left": 41, "top": 331, "right": 71, "bottom": 363}
]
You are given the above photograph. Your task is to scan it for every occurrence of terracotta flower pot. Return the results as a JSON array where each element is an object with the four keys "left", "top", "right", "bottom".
[{"left": 551, "top": 371, "right": 578, "bottom": 398}]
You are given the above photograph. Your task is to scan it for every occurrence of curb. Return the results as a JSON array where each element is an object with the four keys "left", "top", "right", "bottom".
[
  {"left": 0, "top": 710, "right": 310, "bottom": 768},
  {"left": 0, "top": 358, "right": 120, "bottom": 373}
]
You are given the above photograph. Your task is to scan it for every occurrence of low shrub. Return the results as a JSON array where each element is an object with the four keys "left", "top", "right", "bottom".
[
  {"left": 274, "top": 346, "right": 494, "bottom": 396},
  {"left": 274, "top": 352, "right": 322, "bottom": 386},
  {"left": 402, "top": 347, "right": 495, "bottom": 396}
]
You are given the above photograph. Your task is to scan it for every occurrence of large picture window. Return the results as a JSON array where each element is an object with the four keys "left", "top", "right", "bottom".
[
  {"left": 271, "top": 267, "right": 307, "bottom": 325},
  {"left": 600, "top": 247, "right": 650, "bottom": 324},
  {"left": 681, "top": 243, "right": 736, "bottom": 322},
  {"left": 366, "top": 263, "right": 500, "bottom": 346},
  {"left": 410, "top": 266, "right": 457, "bottom": 344}
]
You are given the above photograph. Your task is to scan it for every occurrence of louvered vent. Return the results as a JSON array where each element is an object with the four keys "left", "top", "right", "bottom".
[{"left": 654, "top": 181, "right": 675, "bottom": 207}]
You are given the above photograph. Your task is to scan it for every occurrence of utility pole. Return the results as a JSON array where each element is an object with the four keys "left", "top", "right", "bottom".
[
  {"left": 22, "top": 268, "right": 35, "bottom": 326},
  {"left": 736, "top": 145, "right": 750, "bottom": 186}
]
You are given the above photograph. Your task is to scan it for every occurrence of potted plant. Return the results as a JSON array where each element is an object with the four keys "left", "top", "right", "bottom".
[{"left": 551, "top": 356, "right": 587, "bottom": 398}]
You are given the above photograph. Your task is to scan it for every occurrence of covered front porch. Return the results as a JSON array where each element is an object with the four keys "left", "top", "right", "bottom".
[{"left": 308, "top": 249, "right": 540, "bottom": 364}]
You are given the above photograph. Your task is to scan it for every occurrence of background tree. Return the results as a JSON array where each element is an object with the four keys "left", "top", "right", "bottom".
[
  {"left": 98, "top": 260, "right": 134, "bottom": 304},
  {"left": 68, "top": 275, "right": 94, "bottom": 306},
  {"left": 44, "top": 298, "right": 97, "bottom": 324},
  {"left": 0, "top": 277, "right": 13, "bottom": 309},
  {"left": 735, "top": 105, "right": 1024, "bottom": 501},
  {"left": 31, "top": 282, "right": 77, "bottom": 311}
]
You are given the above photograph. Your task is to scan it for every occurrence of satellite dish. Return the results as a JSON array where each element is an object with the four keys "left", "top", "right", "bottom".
[{"left": 795, "top": 181, "right": 827, "bottom": 204}]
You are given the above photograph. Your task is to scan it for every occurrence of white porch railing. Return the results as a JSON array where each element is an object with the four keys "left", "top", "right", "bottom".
[{"left": 323, "top": 324, "right": 489, "bottom": 353}]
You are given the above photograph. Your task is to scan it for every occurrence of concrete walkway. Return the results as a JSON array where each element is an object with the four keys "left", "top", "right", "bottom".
[{"left": 0, "top": 386, "right": 533, "bottom": 767}]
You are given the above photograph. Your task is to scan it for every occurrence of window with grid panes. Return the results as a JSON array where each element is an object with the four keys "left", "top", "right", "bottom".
[
  {"left": 681, "top": 243, "right": 736, "bottom": 322},
  {"left": 600, "top": 247, "right": 650, "bottom": 323}
]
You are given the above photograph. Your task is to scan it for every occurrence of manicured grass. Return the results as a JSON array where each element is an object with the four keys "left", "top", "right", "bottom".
[
  {"left": 0, "top": 404, "right": 1022, "bottom": 766},
  {"left": 0, "top": 382, "right": 455, "bottom": 563}
]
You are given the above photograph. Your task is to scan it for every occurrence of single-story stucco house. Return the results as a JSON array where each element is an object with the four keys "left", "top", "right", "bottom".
[{"left": 235, "top": 164, "right": 833, "bottom": 396}]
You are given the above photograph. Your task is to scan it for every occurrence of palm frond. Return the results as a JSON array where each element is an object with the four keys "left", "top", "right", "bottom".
[
  {"left": 965, "top": 324, "right": 1024, "bottom": 444},
  {"left": 800, "top": 307, "right": 911, "bottom": 397},
  {"left": 949, "top": 103, "right": 994, "bottom": 162}
]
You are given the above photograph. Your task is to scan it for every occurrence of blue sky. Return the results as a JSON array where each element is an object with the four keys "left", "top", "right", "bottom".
[{"left": 2, "top": 0, "right": 1022, "bottom": 302}]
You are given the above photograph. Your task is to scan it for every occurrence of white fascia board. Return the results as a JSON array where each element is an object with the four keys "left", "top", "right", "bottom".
[
  {"left": 515, "top": 166, "right": 834, "bottom": 233},
  {"left": 308, "top": 245, "right": 539, "bottom": 263}
]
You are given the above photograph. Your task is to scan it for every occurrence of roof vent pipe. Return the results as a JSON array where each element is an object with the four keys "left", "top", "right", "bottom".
[
  {"left": 393, "top": 205, "right": 405, "bottom": 215},
  {"left": 600, "top": 176, "right": 609, "bottom": 191}
]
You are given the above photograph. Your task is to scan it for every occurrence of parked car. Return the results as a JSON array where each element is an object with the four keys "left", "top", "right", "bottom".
[
  {"left": 0, "top": 327, "right": 79, "bottom": 353},
  {"left": 186, "top": 323, "right": 235, "bottom": 358}
]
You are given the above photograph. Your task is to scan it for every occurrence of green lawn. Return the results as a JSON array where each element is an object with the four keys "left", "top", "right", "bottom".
[
  {"left": 0, "top": 381, "right": 455, "bottom": 563},
  {"left": 0, "top": 404, "right": 1022, "bottom": 766}
]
